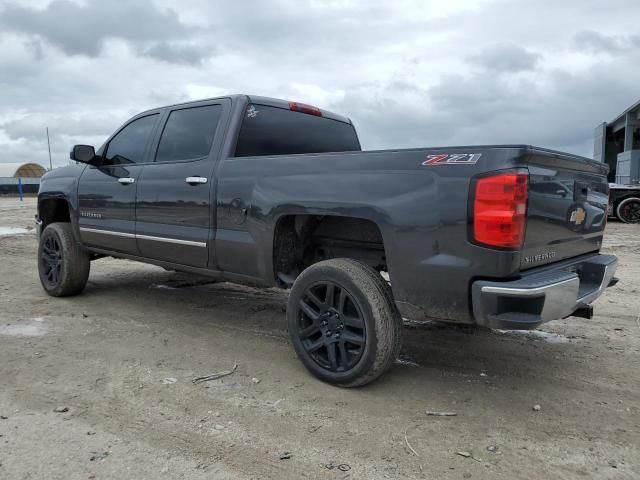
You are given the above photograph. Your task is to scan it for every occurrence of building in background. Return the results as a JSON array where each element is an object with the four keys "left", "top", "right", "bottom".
[
  {"left": 0, "top": 162, "right": 47, "bottom": 194},
  {"left": 594, "top": 100, "right": 640, "bottom": 184}
]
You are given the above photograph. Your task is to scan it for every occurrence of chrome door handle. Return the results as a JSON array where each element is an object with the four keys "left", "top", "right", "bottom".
[
  {"left": 185, "top": 176, "right": 208, "bottom": 185},
  {"left": 118, "top": 177, "right": 135, "bottom": 184}
]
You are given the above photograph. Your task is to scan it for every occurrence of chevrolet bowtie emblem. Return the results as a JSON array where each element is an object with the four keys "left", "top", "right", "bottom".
[{"left": 569, "top": 207, "right": 586, "bottom": 225}]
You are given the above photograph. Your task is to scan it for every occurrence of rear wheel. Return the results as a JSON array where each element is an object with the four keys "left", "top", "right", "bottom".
[
  {"left": 38, "top": 223, "right": 90, "bottom": 297},
  {"left": 287, "top": 259, "right": 402, "bottom": 387},
  {"left": 616, "top": 197, "right": 640, "bottom": 223}
]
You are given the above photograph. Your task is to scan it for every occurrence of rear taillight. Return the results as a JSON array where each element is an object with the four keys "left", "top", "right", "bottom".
[
  {"left": 472, "top": 171, "right": 528, "bottom": 249},
  {"left": 289, "top": 101, "right": 322, "bottom": 117}
]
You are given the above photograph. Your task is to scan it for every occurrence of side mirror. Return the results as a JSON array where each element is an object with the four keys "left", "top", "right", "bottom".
[{"left": 70, "top": 145, "right": 96, "bottom": 164}]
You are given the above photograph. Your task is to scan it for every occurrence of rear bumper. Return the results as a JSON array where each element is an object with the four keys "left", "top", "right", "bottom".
[{"left": 471, "top": 253, "right": 618, "bottom": 329}]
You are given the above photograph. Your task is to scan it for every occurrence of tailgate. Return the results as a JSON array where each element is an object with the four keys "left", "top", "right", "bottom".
[{"left": 521, "top": 150, "right": 609, "bottom": 270}]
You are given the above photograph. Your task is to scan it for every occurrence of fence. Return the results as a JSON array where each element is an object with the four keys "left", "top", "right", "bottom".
[{"left": 0, "top": 177, "right": 41, "bottom": 195}]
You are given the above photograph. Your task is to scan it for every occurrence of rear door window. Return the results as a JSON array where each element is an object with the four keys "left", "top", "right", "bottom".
[
  {"left": 234, "top": 104, "right": 360, "bottom": 157},
  {"left": 155, "top": 105, "right": 222, "bottom": 162}
]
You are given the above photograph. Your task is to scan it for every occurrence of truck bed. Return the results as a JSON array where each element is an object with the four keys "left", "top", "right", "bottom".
[{"left": 216, "top": 144, "right": 609, "bottom": 324}]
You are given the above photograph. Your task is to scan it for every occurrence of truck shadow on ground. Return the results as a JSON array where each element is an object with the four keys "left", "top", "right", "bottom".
[{"left": 82, "top": 263, "right": 581, "bottom": 388}]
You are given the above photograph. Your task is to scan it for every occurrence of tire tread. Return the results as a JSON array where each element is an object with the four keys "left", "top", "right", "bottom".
[
  {"left": 616, "top": 197, "right": 640, "bottom": 224},
  {"left": 288, "top": 258, "right": 402, "bottom": 387},
  {"left": 38, "top": 223, "right": 90, "bottom": 297}
]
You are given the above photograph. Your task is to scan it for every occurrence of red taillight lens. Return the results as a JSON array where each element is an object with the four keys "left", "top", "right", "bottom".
[
  {"left": 473, "top": 171, "right": 528, "bottom": 249},
  {"left": 289, "top": 101, "right": 322, "bottom": 116}
]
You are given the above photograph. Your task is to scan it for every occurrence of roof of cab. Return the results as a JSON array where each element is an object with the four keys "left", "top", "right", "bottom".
[
  {"left": 138, "top": 94, "right": 352, "bottom": 125},
  {"left": 246, "top": 95, "right": 352, "bottom": 124}
]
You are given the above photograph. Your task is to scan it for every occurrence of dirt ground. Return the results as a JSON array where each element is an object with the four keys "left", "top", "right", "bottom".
[{"left": 1, "top": 196, "right": 639, "bottom": 480}]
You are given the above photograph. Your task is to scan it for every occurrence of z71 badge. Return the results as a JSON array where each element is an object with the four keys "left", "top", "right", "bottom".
[{"left": 422, "top": 153, "right": 482, "bottom": 166}]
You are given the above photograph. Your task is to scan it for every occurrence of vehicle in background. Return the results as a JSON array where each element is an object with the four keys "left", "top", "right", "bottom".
[{"left": 609, "top": 183, "right": 640, "bottom": 223}]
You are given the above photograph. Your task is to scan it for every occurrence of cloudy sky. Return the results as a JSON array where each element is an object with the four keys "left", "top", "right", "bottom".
[{"left": 0, "top": 0, "right": 639, "bottom": 168}]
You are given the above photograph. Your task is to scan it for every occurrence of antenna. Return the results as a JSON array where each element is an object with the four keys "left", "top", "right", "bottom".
[{"left": 46, "top": 127, "right": 53, "bottom": 170}]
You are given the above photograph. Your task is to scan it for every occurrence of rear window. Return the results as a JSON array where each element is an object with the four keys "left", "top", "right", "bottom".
[{"left": 234, "top": 104, "right": 360, "bottom": 157}]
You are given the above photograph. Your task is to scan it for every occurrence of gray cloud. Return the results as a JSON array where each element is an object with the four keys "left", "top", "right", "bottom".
[
  {"left": 574, "top": 30, "right": 622, "bottom": 54},
  {"left": 0, "top": 113, "right": 123, "bottom": 142},
  {"left": 1, "top": 0, "right": 640, "bottom": 169},
  {"left": 0, "top": 0, "right": 193, "bottom": 59},
  {"left": 142, "top": 42, "right": 214, "bottom": 66},
  {"left": 573, "top": 30, "right": 639, "bottom": 55},
  {"left": 332, "top": 47, "right": 640, "bottom": 156},
  {"left": 468, "top": 43, "right": 540, "bottom": 72},
  {"left": 23, "top": 38, "right": 44, "bottom": 61}
]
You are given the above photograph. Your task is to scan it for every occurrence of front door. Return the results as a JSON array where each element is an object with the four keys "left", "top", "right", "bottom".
[
  {"left": 78, "top": 112, "right": 160, "bottom": 254},
  {"left": 135, "top": 100, "right": 228, "bottom": 267}
]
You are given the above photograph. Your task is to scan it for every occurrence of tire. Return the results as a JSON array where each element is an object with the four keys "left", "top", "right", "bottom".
[
  {"left": 616, "top": 197, "right": 640, "bottom": 224},
  {"left": 287, "top": 258, "right": 402, "bottom": 387},
  {"left": 38, "top": 222, "right": 90, "bottom": 297}
]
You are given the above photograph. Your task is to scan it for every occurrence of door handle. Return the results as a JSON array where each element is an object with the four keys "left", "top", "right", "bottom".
[
  {"left": 118, "top": 177, "right": 135, "bottom": 184},
  {"left": 185, "top": 176, "right": 208, "bottom": 185}
]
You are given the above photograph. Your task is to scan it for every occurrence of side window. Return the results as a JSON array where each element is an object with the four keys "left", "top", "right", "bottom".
[
  {"left": 155, "top": 105, "right": 222, "bottom": 162},
  {"left": 104, "top": 114, "right": 158, "bottom": 166}
]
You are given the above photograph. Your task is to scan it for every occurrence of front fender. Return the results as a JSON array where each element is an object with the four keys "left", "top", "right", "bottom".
[{"left": 38, "top": 164, "right": 85, "bottom": 243}]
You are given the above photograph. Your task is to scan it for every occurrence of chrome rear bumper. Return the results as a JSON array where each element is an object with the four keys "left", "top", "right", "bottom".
[{"left": 472, "top": 254, "right": 618, "bottom": 329}]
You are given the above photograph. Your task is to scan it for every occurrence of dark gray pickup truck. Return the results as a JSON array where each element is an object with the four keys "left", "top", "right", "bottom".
[{"left": 36, "top": 94, "right": 618, "bottom": 386}]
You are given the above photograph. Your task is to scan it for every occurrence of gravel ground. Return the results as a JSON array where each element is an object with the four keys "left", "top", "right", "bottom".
[{"left": 1, "top": 196, "right": 639, "bottom": 480}]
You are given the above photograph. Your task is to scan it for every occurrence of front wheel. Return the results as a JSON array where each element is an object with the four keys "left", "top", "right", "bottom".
[
  {"left": 616, "top": 197, "right": 640, "bottom": 224},
  {"left": 38, "top": 222, "right": 90, "bottom": 297},
  {"left": 287, "top": 259, "right": 402, "bottom": 387}
]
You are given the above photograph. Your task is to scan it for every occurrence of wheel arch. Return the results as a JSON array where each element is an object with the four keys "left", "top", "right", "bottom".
[
  {"left": 38, "top": 194, "right": 82, "bottom": 243},
  {"left": 271, "top": 212, "right": 390, "bottom": 287},
  {"left": 39, "top": 196, "right": 71, "bottom": 226}
]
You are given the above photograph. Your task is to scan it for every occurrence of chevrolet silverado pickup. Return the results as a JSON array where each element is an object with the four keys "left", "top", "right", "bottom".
[{"left": 36, "top": 94, "right": 618, "bottom": 386}]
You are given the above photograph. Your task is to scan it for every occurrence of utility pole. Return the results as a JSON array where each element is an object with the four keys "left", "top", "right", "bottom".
[{"left": 46, "top": 127, "right": 53, "bottom": 170}]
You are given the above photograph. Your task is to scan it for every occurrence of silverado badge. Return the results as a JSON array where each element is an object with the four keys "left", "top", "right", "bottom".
[
  {"left": 524, "top": 251, "right": 557, "bottom": 264},
  {"left": 80, "top": 211, "right": 102, "bottom": 219}
]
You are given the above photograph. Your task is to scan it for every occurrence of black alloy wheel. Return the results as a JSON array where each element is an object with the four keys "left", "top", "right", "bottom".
[
  {"left": 617, "top": 197, "right": 640, "bottom": 224},
  {"left": 287, "top": 258, "right": 402, "bottom": 387},
  {"left": 37, "top": 223, "right": 90, "bottom": 297},
  {"left": 296, "top": 281, "right": 366, "bottom": 373},
  {"left": 40, "top": 233, "right": 63, "bottom": 288}
]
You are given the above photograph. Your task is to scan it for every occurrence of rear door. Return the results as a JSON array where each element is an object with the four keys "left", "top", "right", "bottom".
[
  {"left": 522, "top": 152, "right": 610, "bottom": 269},
  {"left": 78, "top": 112, "right": 160, "bottom": 254},
  {"left": 135, "top": 99, "right": 229, "bottom": 267},
  {"left": 216, "top": 101, "right": 361, "bottom": 277}
]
